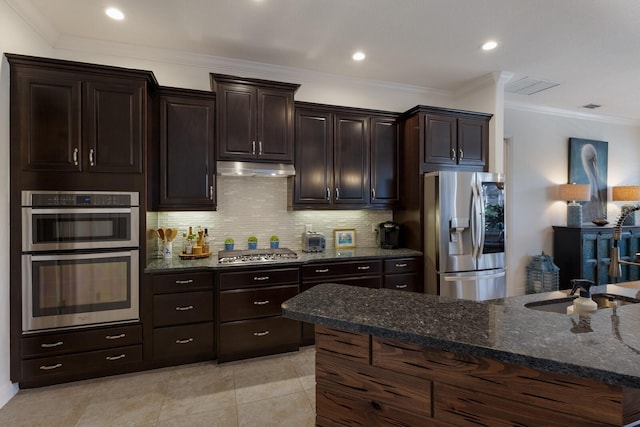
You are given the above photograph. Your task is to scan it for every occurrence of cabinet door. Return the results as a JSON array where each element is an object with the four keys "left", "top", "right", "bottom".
[
  {"left": 84, "top": 79, "right": 145, "bottom": 173},
  {"left": 423, "top": 114, "right": 456, "bottom": 167},
  {"left": 334, "top": 113, "right": 369, "bottom": 204},
  {"left": 257, "top": 88, "right": 294, "bottom": 162},
  {"left": 159, "top": 94, "right": 215, "bottom": 209},
  {"left": 293, "top": 108, "right": 333, "bottom": 206},
  {"left": 370, "top": 117, "right": 399, "bottom": 205},
  {"left": 457, "top": 117, "right": 487, "bottom": 167},
  {"left": 14, "top": 69, "right": 82, "bottom": 172},
  {"left": 216, "top": 83, "right": 256, "bottom": 160}
]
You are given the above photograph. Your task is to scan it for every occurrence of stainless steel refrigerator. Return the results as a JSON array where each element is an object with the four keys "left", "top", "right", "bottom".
[{"left": 424, "top": 171, "right": 506, "bottom": 300}]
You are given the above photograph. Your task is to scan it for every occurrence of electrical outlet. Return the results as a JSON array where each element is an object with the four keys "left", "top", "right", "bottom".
[{"left": 372, "top": 223, "right": 378, "bottom": 233}]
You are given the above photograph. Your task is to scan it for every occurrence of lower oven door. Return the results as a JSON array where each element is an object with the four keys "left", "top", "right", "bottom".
[{"left": 22, "top": 250, "right": 139, "bottom": 332}]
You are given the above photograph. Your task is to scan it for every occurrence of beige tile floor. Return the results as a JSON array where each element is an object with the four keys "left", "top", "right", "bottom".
[{"left": 0, "top": 346, "right": 316, "bottom": 427}]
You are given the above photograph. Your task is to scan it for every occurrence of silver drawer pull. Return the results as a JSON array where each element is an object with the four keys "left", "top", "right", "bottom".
[
  {"left": 253, "top": 331, "right": 270, "bottom": 337},
  {"left": 175, "top": 305, "right": 194, "bottom": 311},
  {"left": 176, "top": 338, "right": 194, "bottom": 344},
  {"left": 175, "top": 279, "right": 194, "bottom": 284},
  {"left": 254, "top": 300, "right": 270, "bottom": 305},
  {"left": 40, "top": 363, "right": 62, "bottom": 370},
  {"left": 357, "top": 266, "right": 370, "bottom": 270},
  {"left": 315, "top": 268, "right": 329, "bottom": 273},
  {"left": 395, "top": 263, "right": 408, "bottom": 268},
  {"left": 40, "top": 341, "right": 63, "bottom": 348},
  {"left": 105, "top": 354, "right": 126, "bottom": 361},
  {"left": 254, "top": 276, "right": 270, "bottom": 281},
  {"left": 105, "top": 334, "right": 125, "bottom": 340},
  {"left": 395, "top": 284, "right": 408, "bottom": 289}
]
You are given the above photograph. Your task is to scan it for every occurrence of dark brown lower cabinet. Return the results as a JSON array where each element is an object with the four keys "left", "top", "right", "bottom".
[{"left": 315, "top": 325, "right": 640, "bottom": 427}]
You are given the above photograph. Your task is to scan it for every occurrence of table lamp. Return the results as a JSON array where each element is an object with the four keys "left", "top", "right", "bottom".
[
  {"left": 612, "top": 185, "right": 640, "bottom": 226},
  {"left": 558, "top": 183, "right": 591, "bottom": 227}
]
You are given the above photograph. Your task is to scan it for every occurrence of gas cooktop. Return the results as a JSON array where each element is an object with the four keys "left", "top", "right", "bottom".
[{"left": 217, "top": 248, "right": 298, "bottom": 264}]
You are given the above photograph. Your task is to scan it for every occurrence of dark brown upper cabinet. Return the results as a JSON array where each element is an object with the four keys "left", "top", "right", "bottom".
[
  {"left": 291, "top": 102, "right": 399, "bottom": 210},
  {"left": 210, "top": 74, "right": 299, "bottom": 163},
  {"left": 8, "top": 54, "right": 154, "bottom": 179},
  {"left": 154, "top": 87, "right": 216, "bottom": 210},
  {"left": 404, "top": 106, "right": 491, "bottom": 173}
]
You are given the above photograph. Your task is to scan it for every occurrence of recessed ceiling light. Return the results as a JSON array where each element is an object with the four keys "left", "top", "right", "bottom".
[
  {"left": 482, "top": 40, "right": 498, "bottom": 51},
  {"left": 352, "top": 51, "right": 366, "bottom": 61},
  {"left": 105, "top": 7, "right": 125, "bottom": 21}
]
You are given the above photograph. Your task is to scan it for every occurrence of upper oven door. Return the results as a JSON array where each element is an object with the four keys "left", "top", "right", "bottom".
[{"left": 22, "top": 207, "right": 139, "bottom": 252}]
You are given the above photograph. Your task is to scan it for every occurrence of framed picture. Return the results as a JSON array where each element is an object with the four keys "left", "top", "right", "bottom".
[
  {"left": 568, "top": 137, "right": 608, "bottom": 223},
  {"left": 334, "top": 228, "right": 356, "bottom": 249}
]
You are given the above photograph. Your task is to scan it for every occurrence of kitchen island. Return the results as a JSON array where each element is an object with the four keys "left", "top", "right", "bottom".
[{"left": 282, "top": 283, "right": 640, "bottom": 426}]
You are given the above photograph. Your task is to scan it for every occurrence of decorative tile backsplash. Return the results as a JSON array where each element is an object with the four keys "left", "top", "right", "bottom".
[{"left": 147, "top": 176, "right": 392, "bottom": 257}]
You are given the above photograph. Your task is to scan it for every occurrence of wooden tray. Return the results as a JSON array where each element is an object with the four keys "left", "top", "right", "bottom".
[{"left": 178, "top": 251, "right": 212, "bottom": 259}]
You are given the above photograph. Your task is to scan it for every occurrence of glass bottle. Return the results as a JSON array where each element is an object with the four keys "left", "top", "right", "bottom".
[{"left": 203, "top": 228, "right": 210, "bottom": 254}]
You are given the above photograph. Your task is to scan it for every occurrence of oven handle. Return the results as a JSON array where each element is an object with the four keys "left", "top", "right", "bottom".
[
  {"left": 24, "top": 250, "right": 138, "bottom": 262},
  {"left": 23, "top": 207, "right": 135, "bottom": 215}
]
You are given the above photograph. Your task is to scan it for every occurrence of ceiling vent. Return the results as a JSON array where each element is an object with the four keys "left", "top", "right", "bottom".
[
  {"left": 581, "top": 103, "right": 602, "bottom": 109},
  {"left": 505, "top": 77, "right": 559, "bottom": 95}
]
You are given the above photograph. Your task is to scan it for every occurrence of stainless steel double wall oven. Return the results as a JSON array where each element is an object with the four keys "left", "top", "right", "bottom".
[{"left": 21, "top": 191, "right": 140, "bottom": 332}]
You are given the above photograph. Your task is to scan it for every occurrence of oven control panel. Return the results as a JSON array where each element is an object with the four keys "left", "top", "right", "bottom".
[{"left": 22, "top": 191, "right": 139, "bottom": 207}]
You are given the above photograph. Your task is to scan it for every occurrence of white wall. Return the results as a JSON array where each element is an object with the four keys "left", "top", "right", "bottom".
[
  {"left": 504, "top": 106, "right": 640, "bottom": 296},
  {"left": 0, "top": 0, "right": 54, "bottom": 409}
]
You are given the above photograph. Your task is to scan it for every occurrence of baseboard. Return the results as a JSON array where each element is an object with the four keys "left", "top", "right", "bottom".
[{"left": 0, "top": 381, "right": 18, "bottom": 409}]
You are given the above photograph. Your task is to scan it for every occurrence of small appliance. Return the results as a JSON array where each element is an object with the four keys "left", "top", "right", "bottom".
[
  {"left": 378, "top": 221, "right": 400, "bottom": 249},
  {"left": 302, "top": 232, "right": 326, "bottom": 252}
]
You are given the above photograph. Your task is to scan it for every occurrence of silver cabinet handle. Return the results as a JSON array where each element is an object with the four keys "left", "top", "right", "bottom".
[
  {"left": 41, "top": 341, "right": 63, "bottom": 348},
  {"left": 335, "top": 188, "right": 340, "bottom": 200},
  {"left": 395, "top": 263, "right": 408, "bottom": 268},
  {"left": 253, "top": 300, "right": 270, "bottom": 305},
  {"left": 253, "top": 331, "right": 270, "bottom": 337},
  {"left": 252, "top": 141, "right": 256, "bottom": 155},
  {"left": 72, "top": 148, "right": 79, "bottom": 166},
  {"left": 175, "top": 279, "right": 194, "bottom": 284},
  {"left": 315, "top": 268, "right": 330, "bottom": 273},
  {"left": 372, "top": 188, "right": 376, "bottom": 200},
  {"left": 210, "top": 185, "right": 214, "bottom": 201},
  {"left": 105, "top": 354, "right": 126, "bottom": 361},
  {"left": 258, "top": 141, "right": 263, "bottom": 155},
  {"left": 451, "top": 148, "right": 456, "bottom": 160},
  {"left": 40, "top": 363, "right": 62, "bottom": 370},
  {"left": 105, "top": 334, "right": 125, "bottom": 340},
  {"left": 176, "top": 338, "right": 194, "bottom": 344},
  {"left": 253, "top": 276, "right": 269, "bottom": 281},
  {"left": 326, "top": 187, "right": 331, "bottom": 201},
  {"left": 395, "top": 284, "right": 408, "bottom": 289},
  {"left": 357, "top": 266, "right": 370, "bottom": 270},
  {"left": 175, "top": 305, "right": 194, "bottom": 311},
  {"left": 459, "top": 149, "right": 464, "bottom": 160},
  {"left": 89, "top": 148, "right": 95, "bottom": 166}
]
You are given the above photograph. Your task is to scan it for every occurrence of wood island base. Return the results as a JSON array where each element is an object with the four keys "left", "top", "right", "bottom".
[{"left": 314, "top": 325, "right": 640, "bottom": 427}]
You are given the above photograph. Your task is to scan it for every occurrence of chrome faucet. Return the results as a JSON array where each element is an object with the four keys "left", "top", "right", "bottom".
[{"left": 609, "top": 204, "right": 640, "bottom": 277}]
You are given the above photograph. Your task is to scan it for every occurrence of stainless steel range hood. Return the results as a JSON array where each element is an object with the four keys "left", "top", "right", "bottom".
[{"left": 216, "top": 161, "right": 295, "bottom": 177}]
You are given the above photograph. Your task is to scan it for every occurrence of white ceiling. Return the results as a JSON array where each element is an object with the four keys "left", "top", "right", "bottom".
[{"left": 10, "top": 0, "right": 640, "bottom": 121}]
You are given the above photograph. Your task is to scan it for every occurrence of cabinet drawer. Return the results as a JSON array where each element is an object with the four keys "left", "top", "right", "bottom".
[
  {"left": 22, "top": 345, "right": 142, "bottom": 381},
  {"left": 219, "top": 268, "right": 299, "bottom": 290},
  {"left": 302, "top": 260, "right": 382, "bottom": 280},
  {"left": 151, "top": 272, "right": 213, "bottom": 293},
  {"left": 218, "top": 317, "right": 299, "bottom": 361},
  {"left": 219, "top": 285, "right": 298, "bottom": 322},
  {"left": 384, "top": 257, "right": 418, "bottom": 274},
  {"left": 153, "top": 291, "right": 214, "bottom": 327},
  {"left": 315, "top": 325, "right": 369, "bottom": 364},
  {"left": 383, "top": 273, "right": 418, "bottom": 292},
  {"left": 153, "top": 322, "right": 214, "bottom": 361},
  {"left": 22, "top": 324, "right": 142, "bottom": 358}
]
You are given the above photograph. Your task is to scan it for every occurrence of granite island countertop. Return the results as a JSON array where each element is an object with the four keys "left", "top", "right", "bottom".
[
  {"left": 281, "top": 282, "right": 640, "bottom": 388},
  {"left": 145, "top": 247, "right": 421, "bottom": 273}
]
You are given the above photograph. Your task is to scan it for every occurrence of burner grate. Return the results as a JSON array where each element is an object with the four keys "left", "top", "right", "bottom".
[{"left": 218, "top": 248, "right": 298, "bottom": 264}]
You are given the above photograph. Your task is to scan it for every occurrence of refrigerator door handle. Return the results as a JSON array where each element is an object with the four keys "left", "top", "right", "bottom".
[
  {"left": 443, "top": 271, "right": 506, "bottom": 282},
  {"left": 476, "top": 178, "right": 486, "bottom": 257},
  {"left": 470, "top": 178, "right": 482, "bottom": 259}
]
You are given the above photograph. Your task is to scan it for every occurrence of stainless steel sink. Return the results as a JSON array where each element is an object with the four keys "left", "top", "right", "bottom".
[{"left": 525, "top": 293, "right": 640, "bottom": 314}]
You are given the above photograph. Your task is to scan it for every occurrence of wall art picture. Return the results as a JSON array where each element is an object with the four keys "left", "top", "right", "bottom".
[
  {"left": 334, "top": 229, "right": 356, "bottom": 249},
  {"left": 568, "top": 137, "right": 608, "bottom": 223}
]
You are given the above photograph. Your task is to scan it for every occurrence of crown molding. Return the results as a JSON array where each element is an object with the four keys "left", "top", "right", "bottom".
[{"left": 505, "top": 100, "right": 640, "bottom": 126}]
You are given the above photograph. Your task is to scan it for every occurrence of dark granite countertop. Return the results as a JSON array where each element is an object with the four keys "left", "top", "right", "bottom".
[
  {"left": 281, "top": 283, "right": 640, "bottom": 388},
  {"left": 144, "top": 247, "right": 422, "bottom": 273}
]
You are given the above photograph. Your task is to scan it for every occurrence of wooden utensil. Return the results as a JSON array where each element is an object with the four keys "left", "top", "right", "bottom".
[
  {"left": 165, "top": 228, "right": 176, "bottom": 242},
  {"left": 157, "top": 228, "right": 165, "bottom": 242}
]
